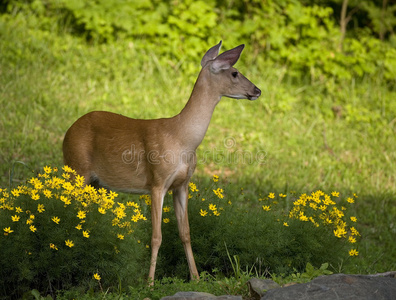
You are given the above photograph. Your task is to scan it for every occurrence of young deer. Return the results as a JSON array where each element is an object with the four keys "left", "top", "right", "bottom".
[{"left": 63, "top": 41, "right": 261, "bottom": 283}]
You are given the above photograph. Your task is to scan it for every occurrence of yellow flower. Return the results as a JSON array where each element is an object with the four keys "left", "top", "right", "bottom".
[
  {"left": 347, "top": 197, "right": 355, "bottom": 204},
  {"left": 209, "top": 204, "right": 217, "bottom": 211},
  {"left": 117, "top": 234, "right": 124, "bottom": 240},
  {"left": 31, "top": 191, "right": 40, "bottom": 201},
  {"left": 319, "top": 205, "right": 327, "bottom": 211},
  {"left": 29, "top": 178, "right": 43, "bottom": 190},
  {"left": 43, "top": 189, "right": 52, "bottom": 199},
  {"left": 349, "top": 249, "right": 359, "bottom": 256},
  {"left": 65, "top": 239, "right": 74, "bottom": 248},
  {"left": 279, "top": 193, "right": 287, "bottom": 198},
  {"left": 3, "top": 227, "right": 14, "bottom": 235},
  {"left": 50, "top": 243, "right": 58, "bottom": 250},
  {"left": 323, "top": 195, "right": 335, "bottom": 205},
  {"left": 189, "top": 182, "right": 199, "bottom": 192},
  {"left": 114, "top": 206, "right": 126, "bottom": 219},
  {"left": 348, "top": 236, "right": 357, "bottom": 243},
  {"left": 11, "top": 189, "right": 20, "bottom": 197},
  {"left": 112, "top": 218, "right": 120, "bottom": 227},
  {"left": 127, "top": 201, "right": 139, "bottom": 208},
  {"left": 75, "top": 175, "right": 85, "bottom": 187},
  {"left": 62, "top": 181, "right": 74, "bottom": 192},
  {"left": 213, "top": 210, "right": 221, "bottom": 216},
  {"left": 200, "top": 209, "right": 208, "bottom": 217},
  {"left": 77, "top": 210, "right": 86, "bottom": 219},
  {"left": 37, "top": 204, "right": 45, "bottom": 213},
  {"left": 75, "top": 224, "right": 82, "bottom": 230},
  {"left": 62, "top": 165, "right": 75, "bottom": 173},
  {"left": 52, "top": 216, "right": 60, "bottom": 224},
  {"left": 213, "top": 174, "right": 219, "bottom": 182},
  {"left": 62, "top": 172, "right": 71, "bottom": 180},
  {"left": 163, "top": 218, "right": 170, "bottom": 223},
  {"left": 93, "top": 273, "right": 101, "bottom": 281},
  {"left": 43, "top": 166, "right": 52, "bottom": 174},
  {"left": 283, "top": 222, "right": 289, "bottom": 227},
  {"left": 350, "top": 227, "right": 360, "bottom": 236},
  {"left": 163, "top": 206, "right": 171, "bottom": 213},
  {"left": 262, "top": 205, "right": 271, "bottom": 211},
  {"left": 16, "top": 207, "right": 23, "bottom": 213},
  {"left": 98, "top": 207, "right": 106, "bottom": 214},
  {"left": 333, "top": 227, "right": 347, "bottom": 238},
  {"left": 11, "top": 215, "right": 20, "bottom": 222},
  {"left": 60, "top": 195, "right": 71, "bottom": 205},
  {"left": 299, "top": 214, "right": 308, "bottom": 221},
  {"left": 331, "top": 191, "right": 339, "bottom": 197},
  {"left": 213, "top": 188, "right": 224, "bottom": 199},
  {"left": 145, "top": 196, "right": 151, "bottom": 206},
  {"left": 30, "top": 225, "right": 37, "bottom": 232},
  {"left": 350, "top": 216, "right": 357, "bottom": 222},
  {"left": 83, "top": 230, "right": 90, "bottom": 238},
  {"left": 268, "top": 192, "right": 275, "bottom": 199},
  {"left": 131, "top": 211, "right": 146, "bottom": 222}
]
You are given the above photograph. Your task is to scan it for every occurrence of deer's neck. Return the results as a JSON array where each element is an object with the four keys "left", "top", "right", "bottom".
[{"left": 176, "top": 71, "right": 220, "bottom": 150}]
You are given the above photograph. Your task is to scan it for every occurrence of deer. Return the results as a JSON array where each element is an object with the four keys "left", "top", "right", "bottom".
[{"left": 62, "top": 41, "right": 261, "bottom": 283}]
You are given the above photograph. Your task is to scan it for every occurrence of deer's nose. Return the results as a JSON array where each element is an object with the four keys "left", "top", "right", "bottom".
[{"left": 254, "top": 86, "right": 261, "bottom": 97}]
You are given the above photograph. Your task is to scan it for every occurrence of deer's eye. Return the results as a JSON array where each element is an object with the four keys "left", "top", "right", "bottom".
[{"left": 232, "top": 72, "right": 238, "bottom": 78}]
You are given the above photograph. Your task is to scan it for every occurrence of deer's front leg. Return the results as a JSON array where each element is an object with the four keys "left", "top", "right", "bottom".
[
  {"left": 148, "top": 187, "right": 165, "bottom": 284},
  {"left": 173, "top": 184, "right": 199, "bottom": 281}
]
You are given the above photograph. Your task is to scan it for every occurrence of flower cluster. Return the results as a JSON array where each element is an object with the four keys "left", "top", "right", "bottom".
[
  {"left": 260, "top": 190, "right": 360, "bottom": 257},
  {"left": 196, "top": 175, "right": 228, "bottom": 217},
  {"left": 137, "top": 174, "right": 228, "bottom": 221},
  {"left": 1, "top": 166, "right": 147, "bottom": 249}
]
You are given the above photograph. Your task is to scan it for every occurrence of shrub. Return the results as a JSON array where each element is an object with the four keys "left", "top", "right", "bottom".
[
  {"left": 145, "top": 176, "right": 361, "bottom": 279},
  {"left": 3, "top": 0, "right": 395, "bottom": 81},
  {"left": 0, "top": 167, "right": 362, "bottom": 297},
  {"left": 0, "top": 166, "right": 149, "bottom": 299}
]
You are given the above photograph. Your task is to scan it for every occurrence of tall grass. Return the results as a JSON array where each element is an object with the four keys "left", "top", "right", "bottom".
[{"left": 1, "top": 10, "right": 395, "bottom": 286}]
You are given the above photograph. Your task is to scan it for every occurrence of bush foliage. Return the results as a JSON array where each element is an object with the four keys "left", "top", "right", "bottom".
[
  {"left": 153, "top": 177, "right": 360, "bottom": 279},
  {"left": 0, "top": 169, "right": 361, "bottom": 298},
  {"left": 0, "top": 166, "right": 149, "bottom": 298},
  {"left": 2, "top": 0, "right": 396, "bottom": 80}
]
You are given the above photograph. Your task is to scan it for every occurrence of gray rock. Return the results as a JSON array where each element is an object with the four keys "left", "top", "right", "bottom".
[
  {"left": 261, "top": 273, "right": 396, "bottom": 300},
  {"left": 160, "top": 291, "right": 242, "bottom": 300},
  {"left": 248, "top": 278, "right": 280, "bottom": 299}
]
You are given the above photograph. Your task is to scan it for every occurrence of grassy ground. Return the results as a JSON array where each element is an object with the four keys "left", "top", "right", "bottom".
[{"left": 1, "top": 13, "right": 395, "bottom": 296}]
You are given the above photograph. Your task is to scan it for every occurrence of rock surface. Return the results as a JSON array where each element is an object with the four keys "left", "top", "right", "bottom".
[
  {"left": 161, "top": 272, "right": 396, "bottom": 300},
  {"left": 261, "top": 273, "right": 396, "bottom": 300},
  {"left": 160, "top": 291, "right": 242, "bottom": 300},
  {"left": 247, "top": 278, "right": 280, "bottom": 298}
]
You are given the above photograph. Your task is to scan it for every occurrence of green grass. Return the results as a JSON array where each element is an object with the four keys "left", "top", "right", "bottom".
[{"left": 1, "top": 12, "right": 395, "bottom": 298}]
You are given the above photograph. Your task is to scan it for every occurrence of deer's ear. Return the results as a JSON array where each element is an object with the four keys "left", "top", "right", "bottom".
[
  {"left": 201, "top": 41, "right": 222, "bottom": 67},
  {"left": 210, "top": 44, "right": 245, "bottom": 73}
]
